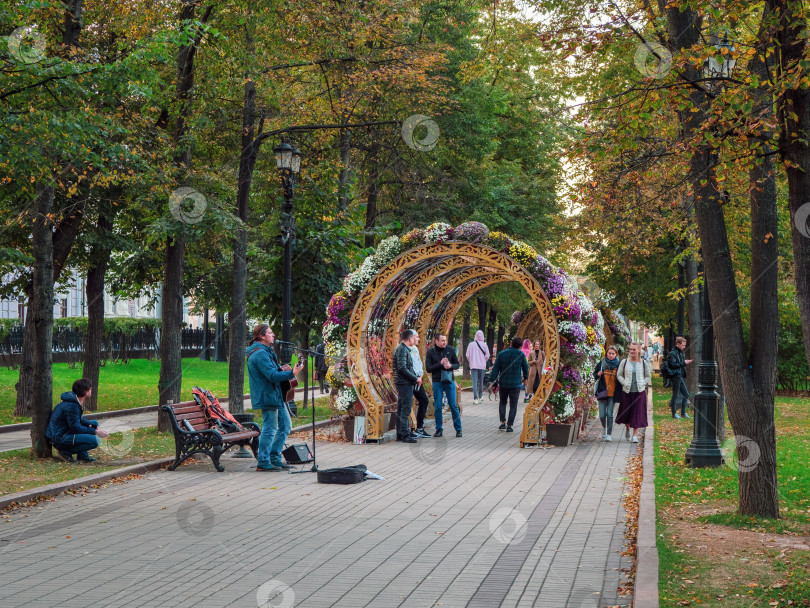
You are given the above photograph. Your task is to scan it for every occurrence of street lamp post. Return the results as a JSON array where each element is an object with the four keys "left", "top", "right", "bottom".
[
  {"left": 274, "top": 140, "right": 302, "bottom": 366},
  {"left": 684, "top": 40, "right": 735, "bottom": 467}
]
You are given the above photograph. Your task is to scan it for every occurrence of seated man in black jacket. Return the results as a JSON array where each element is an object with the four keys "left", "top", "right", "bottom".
[
  {"left": 45, "top": 379, "right": 109, "bottom": 462},
  {"left": 425, "top": 334, "right": 462, "bottom": 437}
]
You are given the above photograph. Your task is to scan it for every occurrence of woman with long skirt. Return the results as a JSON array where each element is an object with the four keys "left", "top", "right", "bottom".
[{"left": 615, "top": 342, "right": 652, "bottom": 443}]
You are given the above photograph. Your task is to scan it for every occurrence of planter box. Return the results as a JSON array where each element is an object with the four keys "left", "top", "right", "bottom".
[{"left": 545, "top": 422, "right": 576, "bottom": 447}]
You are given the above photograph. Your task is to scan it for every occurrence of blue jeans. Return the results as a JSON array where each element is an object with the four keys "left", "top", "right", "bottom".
[
  {"left": 471, "top": 369, "right": 485, "bottom": 400},
  {"left": 670, "top": 375, "right": 690, "bottom": 416},
  {"left": 598, "top": 399, "right": 616, "bottom": 435},
  {"left": 258, "top": 406, "right": 291, "bottom": 468},
  {"left": 53, "top": 433, "right": 99, "bottom": 457},
  {"left": 433, "top": 381, "right": 461, "bottom": 432}
]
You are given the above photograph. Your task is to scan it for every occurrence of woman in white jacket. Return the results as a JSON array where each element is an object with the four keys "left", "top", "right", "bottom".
[
  {"left": 465, "top": 330, "right": 490, "bottom": 404},
  {"left": 614, "top": 342, "right": 652, "bottom": 443}
]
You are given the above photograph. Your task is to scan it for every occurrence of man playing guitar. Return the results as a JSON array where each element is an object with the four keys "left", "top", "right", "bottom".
[{"left": 246, "top": 324, "right": 304, "bottom": 471}]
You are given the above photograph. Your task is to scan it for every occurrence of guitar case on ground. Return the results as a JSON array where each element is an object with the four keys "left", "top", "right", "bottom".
[{"left": 317, "top": 464, "right": 367, "bottom": 484}]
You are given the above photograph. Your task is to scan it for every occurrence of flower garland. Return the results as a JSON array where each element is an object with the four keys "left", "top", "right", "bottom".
[
  {"left": 454, "top": 221, "right": 489, "bottom": 243},
  {"left": 322, "top": 222, "right": 605, "bottom": 422}
]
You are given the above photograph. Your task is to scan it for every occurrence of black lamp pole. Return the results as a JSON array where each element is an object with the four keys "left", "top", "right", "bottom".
[
  {"left": 274, "top": 141, "right": 302, "bottom": 366},
  {"left": 685, "top": 273, "right": 725, "bottom": 467}
]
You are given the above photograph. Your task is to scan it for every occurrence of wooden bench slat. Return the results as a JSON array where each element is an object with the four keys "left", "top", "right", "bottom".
[{"left": 172, "top": 404, "right": 204, "bottom": 414}]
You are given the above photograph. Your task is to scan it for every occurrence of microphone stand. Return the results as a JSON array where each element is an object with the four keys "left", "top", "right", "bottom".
[{"left": 276, "top": 341, "right": 320, "bottom": 474}]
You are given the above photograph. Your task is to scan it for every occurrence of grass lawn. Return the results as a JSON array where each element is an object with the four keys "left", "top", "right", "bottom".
[
  {"left": 0, "top": 357, "right": 327, "bottom": 425},
  {"left": 653, "top": 378, "right": 810, "bottom": 607}
]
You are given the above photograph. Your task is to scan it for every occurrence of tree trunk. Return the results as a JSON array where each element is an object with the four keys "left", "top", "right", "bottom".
[
  {"left": 486, "top": 308, "right": 496, "bottom": 353},
  {"left": 364, "top": 144, "right": 380, "bottom": 248},
  {"left": 772, "top": 0, "right": 810, "bottom": 374},
  {"left": 61, "top": 0, "right": 82, "bottom": 50},
  {"left": 685, "top": 255, "right": 701, "bottom": 399},
  {"left": 477, "top": 297, "right": 487, "bottom": 332},
  {"left": 14, "top": 312, "right": 34, "bottom": 417},
  {"left": 83, "top": 209, "right": 116, "bottom": 412},
  {"left": 337, "top": 128, "right": 352, "bottom": 211},
  {"left": 668, "top": 4, "right": 780, "bottom": 517},
  {"left": 228, "top": 72, "right": 259, "bottom": 415},
  {"left": 158, "top": 0, "right": 213, "bottom": 431},
  {"left": 158, "top": 238, "right": 185, "bottom": 431},
  {"left": 461, "top": 310, "right": 471, "bottom": 378},
  {"left": 30, "top": 186, "right": 55, "bottom": 457}
]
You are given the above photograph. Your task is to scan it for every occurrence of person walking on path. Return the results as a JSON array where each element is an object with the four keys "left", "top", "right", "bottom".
[
  {"left": 667, "top": 336, "right": 693, "bottom": 419},
  {"left": 425, "top": 333, "right": 462, "bottom": 437},
  {"left": 393, "top": 329, "right": 419, "bottom": 443},
  {"left": 314, "top": 342, "right": 329, "bottom": 394},
  {"left": 524, "top": 340, "right": 545, "bottom": 402},
  {"left": 246, "top": 324, "right": 304, "bottom": 471},
  {"left": 465, "top": 330, "right": 490, "bottom": 404},
  {"left": 615, "top": 342, "right": 652, "bottom": 443},
  {"left": 46, "top": 379, "right": 110, "bottom": 463},
  {"left": 409, "top": 333, "right": 431, "bottom": 438},
  {"left": 488, "top": 336, "right": 529, "bottom": 432},
  {"left": 593, "top": 346, "right": 621, "bottom": 441}
]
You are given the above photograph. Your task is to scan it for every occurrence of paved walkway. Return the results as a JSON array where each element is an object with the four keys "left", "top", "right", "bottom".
[{"left": 0, "top": 392, "right": 637, "bottom": 607}]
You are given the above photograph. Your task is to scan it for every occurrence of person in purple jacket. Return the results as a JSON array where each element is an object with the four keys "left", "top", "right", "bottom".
[{"left": 46, "top": 379, "right": 109, "bottom": 462}]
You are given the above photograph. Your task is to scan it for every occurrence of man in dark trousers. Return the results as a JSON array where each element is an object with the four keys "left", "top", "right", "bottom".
[
  {"left": 487, "top": 336, "right": 529, "bottom": 432},
  {"left": 667, "top": 336, "right": 693, "bottom": 419},
  {"left": 46, "top": 379, "right": 110, "bottom": 462},
  {"left": 393, "top": 329, "right": 419, "bottom": 443},
  {"left": 314, "top": 341, "right": 328, "bottom": 394},
  {"left": 246, "top": 323, "right": 304, "bottom": 471},
  {"left": 425, "top": 333, "right": 462, "bottom": 437}
]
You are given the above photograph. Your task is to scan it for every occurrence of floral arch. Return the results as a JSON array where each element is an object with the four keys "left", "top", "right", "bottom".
[{"left": 323, "top": 222, "right": 605, "bottom": 447}]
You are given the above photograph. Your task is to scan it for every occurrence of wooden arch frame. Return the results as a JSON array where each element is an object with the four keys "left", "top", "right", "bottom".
[{"left": 346, "top": 242, "right": 560, "bottom": 446}]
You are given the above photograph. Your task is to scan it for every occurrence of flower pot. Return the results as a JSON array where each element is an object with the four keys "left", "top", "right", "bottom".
[
  {"left": 342, "top": 416, "right": 355, "bottom": 441},
  {"left": 384, "top": 412, "right": 395, "bottom": 431},
  {"left": 545, "top": 422, "right": 575, "bottom": 447}
]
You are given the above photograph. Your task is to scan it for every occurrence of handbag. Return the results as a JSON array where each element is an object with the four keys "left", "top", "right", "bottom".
[{"left": 441, "top": 369, "right": 454, "bottom": 384}]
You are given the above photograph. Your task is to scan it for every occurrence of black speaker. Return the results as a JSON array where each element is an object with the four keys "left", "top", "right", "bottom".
[{"left": 283, "top": 443, "right": 314, "bottom": 464}]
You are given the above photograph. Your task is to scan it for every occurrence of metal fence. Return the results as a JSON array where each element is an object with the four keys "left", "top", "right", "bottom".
[{"left": 0, "top": 325, "right": 217, "bottom": 361}]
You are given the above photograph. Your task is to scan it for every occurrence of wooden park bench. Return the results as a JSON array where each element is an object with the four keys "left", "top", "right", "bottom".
[{"left": 162, "top": 401, "right": 260, "bottom": 472}]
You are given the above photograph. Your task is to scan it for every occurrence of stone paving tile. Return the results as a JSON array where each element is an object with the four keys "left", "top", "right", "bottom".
[{"left": 1, "top": 393, "right": 638, "bottom": 607}]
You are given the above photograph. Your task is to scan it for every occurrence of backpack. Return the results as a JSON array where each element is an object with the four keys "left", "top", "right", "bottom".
[
  {"left": 659, "top": 358, "right": 672, "bottom": 380},
  {"left": 192, "top": 386, "right": 245, "bottom": 434}
]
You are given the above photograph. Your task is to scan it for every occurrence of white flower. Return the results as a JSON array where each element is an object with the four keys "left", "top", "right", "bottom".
[
  {"left": 342, "top": 256, "right": 380, "bottom": 297},
  {"left": 424, "top": 222, "right": 453, "bottom": 243},
  {"left": 373, "top": 236, "right": 402, "bottom": 267},
  {"left": 578, "top": 291, "right": 594, "bottom": 320},
  {"left": 322, "top": 322, "right": 344, "bottom": 344},
  {"left": 334, "top": 387, "right": 358, "bottom": 412}
]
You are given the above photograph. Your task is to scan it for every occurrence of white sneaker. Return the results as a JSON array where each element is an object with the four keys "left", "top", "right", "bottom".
[
  {"left": 605, "top": 435, "right": 612, "bottom": 442},
  {"left": 632, "top": 436, "right": 639, "bottom": 443}
]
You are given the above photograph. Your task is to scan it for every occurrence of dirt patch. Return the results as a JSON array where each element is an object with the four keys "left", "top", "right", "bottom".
[{"left": 664, "top": 504, "right": 810, "bottom": 554}]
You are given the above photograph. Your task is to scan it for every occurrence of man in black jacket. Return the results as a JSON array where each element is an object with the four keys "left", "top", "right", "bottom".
[
  {"left": 45, "top": 379, "right": 110, "bottom": 462},
  {"left": 393, "top": 329, "right": 419, "bottom": 443},
  {"left": 425, "top": 334, "right": 462, "bottom": 437},
  {"left": 667, "top": 336, "right": 693, "bottom": 419}
]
